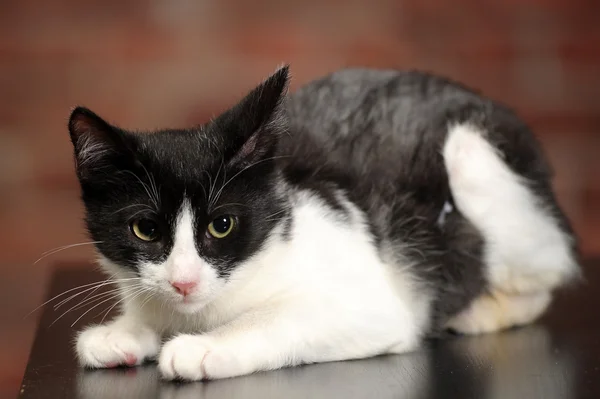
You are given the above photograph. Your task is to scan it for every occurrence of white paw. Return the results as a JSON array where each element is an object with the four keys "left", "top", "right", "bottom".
[
  {"left": 76, "top": 323, "right": 160, "bottom": 368},
  {"left": 159, "top": 334, "right": 241, "bottom": 381},
  {"left": 445, "top": 291, "right": 551, "bottom": 335}
]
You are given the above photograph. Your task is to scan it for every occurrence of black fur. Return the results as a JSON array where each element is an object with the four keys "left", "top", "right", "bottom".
[{"left": 69, "top": 67, "right": 576, "bottom": 329}]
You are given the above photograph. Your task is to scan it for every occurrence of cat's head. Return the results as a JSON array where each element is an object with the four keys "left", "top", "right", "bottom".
[{"left": 68, "top": 67, "right": 290, "bottom": 313}]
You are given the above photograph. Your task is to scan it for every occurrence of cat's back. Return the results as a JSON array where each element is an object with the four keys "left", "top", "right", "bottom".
[
  {"left": 285, "top": 68, "right": 482, "bottom": 143},
  {"left": 287, "top": 68, "right": 477, "bottom": 124},
  {"left": 281, "top": 68, "right": 484, "bottom": 188}
]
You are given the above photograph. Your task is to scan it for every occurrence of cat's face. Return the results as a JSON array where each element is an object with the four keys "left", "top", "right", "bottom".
[{"left": 69, "top": 67, "right": 290, "bottom": 313}]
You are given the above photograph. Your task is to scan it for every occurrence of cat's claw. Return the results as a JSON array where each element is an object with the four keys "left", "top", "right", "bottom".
[
  {"left": 76, "top": 324, "right": 159, "bottom": 368},
  {"left": 159, "top": 334, "right": 239, "bottom": 381}
]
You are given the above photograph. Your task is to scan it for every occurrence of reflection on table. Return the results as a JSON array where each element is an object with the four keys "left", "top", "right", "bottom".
[{"left": 76, "top": 326, "right": 576, "bottom": 399}]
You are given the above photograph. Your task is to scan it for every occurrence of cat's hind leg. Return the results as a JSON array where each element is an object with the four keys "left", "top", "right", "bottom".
[{"left": 442, "top": 124, "right": 578, "bottom": 334}]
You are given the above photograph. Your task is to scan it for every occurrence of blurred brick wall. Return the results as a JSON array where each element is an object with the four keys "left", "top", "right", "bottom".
[
  {"left": 0, "top": 1, "right": 599, "bottom": 395},
  {"left": 1, "top": 0, "right": 599, "bottom": 264}
]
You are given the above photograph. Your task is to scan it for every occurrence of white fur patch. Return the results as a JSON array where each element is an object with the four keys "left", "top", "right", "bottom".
[
  {"left": 167, "top": 205, "right": 203, "bottom": 285},
  {"left": 444, "top": 124, "right": 577, "bottom": 294}
]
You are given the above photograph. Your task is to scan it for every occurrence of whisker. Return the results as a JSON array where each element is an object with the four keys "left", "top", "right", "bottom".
[
  {"left": 25, "top": 277, "right": 140, "bottom": 318},
  {"left": 99, "top": 288, "right": 149, "bottom": 324},
  {"left": 54, "top": 286, "right": 115, "bottom": 311},
  {"left": 69, "top": 282, "right": 145, "bottom": 313},
  {"left": 139, "top": 290, "right": 156, "bottom": 310},
  {"left": 122, "top": 170, "right": 158, "bottom": 210},
  {"left": 60, "top": 288, "right": 125, "bottom": 315},
  {"left": 160, "top": 293, "right": 167, "bottom": 315},
  {"left": 53, "top": 270, "right": 124, "bottom": 309},
  {"left": 265, "top": 208, "right": 288, "bottom": 218},
  {"left": 208, "top": 157, "right": 226, "bottom": 208},
  {"left": 265, "top": 209, "right": 291, "bottom": 223},
  {"left": 55, "top": 283, "right": 144, "bottom": 312},
  {"left": 52, "top": 278, "right": 141, "bottom": 310},
  {"left": 196, "top": 179, "right": 207, "bottom": 201},
  {"left": 129, "top": 208, "right": 152, "bottom": 220},
  {"left": 139, "top": 162, "right": 161, "bottom": 208},
  {"left": 69, "top": 287, "right": 146, "bottom": 328},
  {"left": 209, "top": 157, "right": 226, "bottom": 209},
  {"left": 265, "top": 217, "right": 288, "bottom": 223},
  {"left": 74, "top": 270, "right": 121, "bottom": 307},
  {"left": 210, "top": 203, "right": 251, "bottom": 213},
  {"left": 51, "top": 291, "right": 121, "bottom": 327},
  {"left": 210, "top": 155, "right": 290, "bottom": 210},
  {"left": 35, "top": 241, "right": 103, "bottom": 264},
  {"left": 111, "top": 203, "right": 153, "bottom": 215},
  {"left": 220, "top": 154, "right": 228, "bottom": 203},
  {"left": 204, "top": 170, "right": 214, "bottom": 206}
]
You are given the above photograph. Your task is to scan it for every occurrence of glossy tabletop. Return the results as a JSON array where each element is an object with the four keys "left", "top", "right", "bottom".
[{"left": 19, "top": 260, "right": 600, "bottom": 399}]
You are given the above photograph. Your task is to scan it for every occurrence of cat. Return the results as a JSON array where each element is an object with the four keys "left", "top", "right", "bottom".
[{"left": 69, "top": 65, "right": 580, "bottom": 381}]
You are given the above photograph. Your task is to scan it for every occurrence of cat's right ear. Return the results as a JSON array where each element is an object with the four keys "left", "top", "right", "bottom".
[
  {"left": 68, "top": 107, "right": 130, "bottom": 177},
  {"left": 214, "top": 66, "right": 290, "bottom": 167}
]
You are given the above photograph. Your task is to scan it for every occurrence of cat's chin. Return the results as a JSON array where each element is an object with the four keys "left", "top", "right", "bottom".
[{"left": 172, "top": 300, "right": 206, "bottom": 314}]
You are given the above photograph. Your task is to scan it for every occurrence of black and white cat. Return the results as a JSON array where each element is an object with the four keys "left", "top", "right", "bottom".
[{"left": 70, "top": 66, "right": 580, "bottom": 380}]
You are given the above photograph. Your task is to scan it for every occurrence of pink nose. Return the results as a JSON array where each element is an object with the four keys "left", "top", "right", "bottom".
[{"left": 170, "top": 281, "right": 197, "bottom": 296}]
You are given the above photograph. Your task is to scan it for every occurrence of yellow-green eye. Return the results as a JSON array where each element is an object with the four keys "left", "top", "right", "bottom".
[
  {"left": 208, "top": 215, "right": 235, "bottom": 238},
  {"left": 131, "top": 218, "right": 160, "bottom": 242}
]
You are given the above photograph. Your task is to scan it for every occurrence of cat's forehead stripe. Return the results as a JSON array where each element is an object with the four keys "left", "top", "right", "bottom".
[{"left": 173, "top": 201, "right": 195, "bottom": 253}]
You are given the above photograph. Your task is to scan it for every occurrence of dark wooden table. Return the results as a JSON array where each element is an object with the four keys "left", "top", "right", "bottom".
[{"left": 18, "top": 260, "right": 600, "bottom": 399}]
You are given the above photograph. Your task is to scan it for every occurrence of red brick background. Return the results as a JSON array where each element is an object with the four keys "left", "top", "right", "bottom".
[{"left": 1, "top": 0, "right": 599, "bottom": 397}]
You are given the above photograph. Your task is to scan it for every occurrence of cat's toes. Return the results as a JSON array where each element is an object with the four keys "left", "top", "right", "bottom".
[
  {"left": 159, "top": 334, "right": 239, "bottom": 381},
  {"left": 76, "top": 324, "right": 160, "bottom": 368}
]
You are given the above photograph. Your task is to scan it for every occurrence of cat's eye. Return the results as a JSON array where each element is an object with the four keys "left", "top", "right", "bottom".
[
  {"left": 207, "top": 215, "right": 235, "bottom": 239},
  {"left": 131, "top": 218, "right": 160, "bottom": 242}
]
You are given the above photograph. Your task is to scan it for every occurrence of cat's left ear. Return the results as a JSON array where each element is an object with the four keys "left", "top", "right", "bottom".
[
  {"left": 68, "top": 107, "right": 134, "bottom": 178},
  {"left": 216, "top": 65, "right": 290, "bottom": 166}
]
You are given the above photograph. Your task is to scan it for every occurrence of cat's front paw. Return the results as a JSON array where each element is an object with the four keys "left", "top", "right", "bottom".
[
  {"left": 76, "top": 323, "right": 160, "bottom": 368},
  {"left": 159, "top": 334, "right": 241, "bottom": 381}
]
